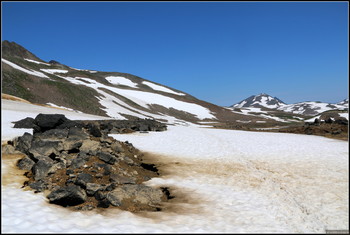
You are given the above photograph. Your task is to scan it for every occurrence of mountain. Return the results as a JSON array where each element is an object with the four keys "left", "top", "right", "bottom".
[
  {"left": 2, "top": 41, "right": 268, "bottom": 125},
  {"left": 232, "top": 93, "right": 286, "bottom": 109},
  {"left": 231, "top": 93, "right": 348, "bottom": 116},
  {"left": 277, "top": 101, "right": 348, "bottom": 116}
]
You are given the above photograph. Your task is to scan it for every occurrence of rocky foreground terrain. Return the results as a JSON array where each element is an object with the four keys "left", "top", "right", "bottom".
[{"left": 2, "top": 114, "right": 173, "bottom": 212}]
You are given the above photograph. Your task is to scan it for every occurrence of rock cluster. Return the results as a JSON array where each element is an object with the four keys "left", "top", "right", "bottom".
[
  {"left": 11, "top": 114, "right": 171, "bottom": 212},
  {"left": 13, "top": 116, "right": 167, "bottom": 134}
]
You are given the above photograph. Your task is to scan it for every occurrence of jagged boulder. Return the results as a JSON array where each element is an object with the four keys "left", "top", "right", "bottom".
[{"left": 47, "top": 185, "right": 87, "bottom": 206}]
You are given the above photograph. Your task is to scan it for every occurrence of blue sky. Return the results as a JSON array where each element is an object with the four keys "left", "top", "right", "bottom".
[{"left": 2, "top": 1, "right": 348, "bottom": 105}]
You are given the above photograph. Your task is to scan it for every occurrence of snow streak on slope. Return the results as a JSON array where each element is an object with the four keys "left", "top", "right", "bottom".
[
  {"left": 24, "top": 58, "right": 51, "bottom": 66},
  {"left": 142, "top": 81, "right": 185, "bottom": 96},
  {"left": 105, "top": 76, "right": 138, "bottom": 88},
  {"left": 1, "top": 102, "right": 348, "bottom": 233},
  {"left": 2, "top": 58, "right": 49, "bottom": 78},
  {"left": 40, "top": 69, "right": 69, "bottom": 74}
]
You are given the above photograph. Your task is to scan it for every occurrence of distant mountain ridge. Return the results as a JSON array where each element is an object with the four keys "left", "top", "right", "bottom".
[{"left": 231, "top": 93, "right": 348, "bottom": 116}]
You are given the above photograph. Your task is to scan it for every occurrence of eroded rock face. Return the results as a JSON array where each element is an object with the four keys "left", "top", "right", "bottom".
[{"left": 11, "top": 114, "right": 171, "bottom": 212}]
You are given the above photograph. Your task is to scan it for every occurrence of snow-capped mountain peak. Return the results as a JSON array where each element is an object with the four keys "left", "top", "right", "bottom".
[{"left": 232, "top": 93, "right": 286, "bottom": 109}]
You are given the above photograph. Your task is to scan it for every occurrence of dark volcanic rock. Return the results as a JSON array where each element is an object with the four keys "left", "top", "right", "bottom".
[
  {"left": 14, "top": 114, "right": 170, "bottom": 212},
  {"left": 13, "top": 117, "right": 35, "bottom": 129},
  {"left": 47, "top": 185, "right": 87, "bottom": 206},
  {"left": 34, "top": 114, "right": 68, "bottom": 133}
]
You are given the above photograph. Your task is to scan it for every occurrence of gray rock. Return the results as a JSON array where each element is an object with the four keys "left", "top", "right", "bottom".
[
  {"left": 79, "top": 139, "right": 100, "bottom": 153},
  {"left": 32, "top": 159, "right": 54, "bottom": 180},
  {"left": 110, "top": 142, "right": 123, "bottom": 153},
  {"left": 75, "top": 173, "right": 93, "bottom": 187},
  {"left": 97, "top": 152, "right": 118, "bottom": 165},
  {"left": 68, "top": 127, "right": 89, "bottom": 139},
  {"left": 28, "top": 139, "right": 63, "bottom": 158},
  {"left": 29, "top": 180, "right": 46, "bottom": 192},
  {"left": 14, "top": 132, "right": 33, "bottom": 154},
  {"left": 17, "top": 156, "right": 35, "bottom": 170},
  {"left": 35, "top": 129, "right": 69, "bottom": 140},
  {"left": 47, "top": 185, "right": 87, "bottom": 206},
  {"left": 62, "top": 138, "right": 83, "bottom": 151},
  {"left": 86, "top": 183, "right": 105, "bottom": 196},
  {"left": 2, "top": 144, "right": 22, "bottom": 155},
  {"left": 106, "top": 185, "right": 164, "bottom": 207},
  {"left": 109, "top": 174, "right": 136, "bottom": 184}
]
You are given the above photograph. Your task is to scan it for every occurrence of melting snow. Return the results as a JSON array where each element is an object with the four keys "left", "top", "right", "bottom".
[
  {"left": 142, "top": 81, "right": 185, "bottom": 96},
  {"left": 2, "top": 59, "right": 49, "bottom": 78}
]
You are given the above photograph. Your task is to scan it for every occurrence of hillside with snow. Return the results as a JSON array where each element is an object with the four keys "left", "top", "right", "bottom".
[
  {"left": 2, "top": 40, "right": 266, "bottom": 126},
  {"left": 1, "top": 99, "right": 348, "bottom": 233}
]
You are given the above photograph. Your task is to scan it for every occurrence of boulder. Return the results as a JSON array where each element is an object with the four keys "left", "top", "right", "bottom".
[
  {"left": 97, "top": 152, "right": 118, "bottom": 165},
  {"left": 14, "top": 132, "right": 33, "bottom": 154},
  {"left": 86, "top": 183, "right": 105, "bottom": 196},
  {"left": 47, "top": 185, "right": 87, "bottom": 206},
  {"left": 17, "top": 156, "right": 35, "bottom": 170},
  {"left": 32, "top": 159, "right": 54, "bottom": 180},
  {"left": 12, "top": 117, "right": 35, "bottom": 128},
  {"left": 34, "top": 114, "right": 68, "bottom": 132},
  {"left": 75, "top": 173, "right": 93, "bottom": 188},
  {"left": 28, "top": 139, "right": 63, "bottom": 158}
]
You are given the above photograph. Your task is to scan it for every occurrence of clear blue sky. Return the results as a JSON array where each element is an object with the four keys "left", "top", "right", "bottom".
[{"left": 2, "top": 1, "right": 348, "bottom": 105}]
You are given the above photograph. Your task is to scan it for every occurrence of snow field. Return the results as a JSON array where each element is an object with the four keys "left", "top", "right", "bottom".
[{"left": 1, "top": 100, "right": 348, "bottom": 233}]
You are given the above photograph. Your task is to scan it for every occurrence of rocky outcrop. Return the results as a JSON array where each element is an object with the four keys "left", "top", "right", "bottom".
[
  {"left": 11, "top": 114, "right": 171, "bottom": 212},
  {"left": 12, "top": 116, "right": 167, "bottom": 134}
]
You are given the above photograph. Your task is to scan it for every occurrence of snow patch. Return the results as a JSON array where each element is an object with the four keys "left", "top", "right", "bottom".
[
  {"left": 40, "top": 69, "right": 69, "bottom": 74},
  {"left": 105, "top": 76, "right": 138, "bottom": 88},
  {"left": 142, "top": 81, "right": 185, "bottom": 96},
  {"left": 24, "top": 58, "right": 51, "bottom": 66}
]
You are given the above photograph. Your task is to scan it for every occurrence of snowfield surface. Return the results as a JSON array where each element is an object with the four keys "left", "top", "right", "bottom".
[
  {"left": 2, "top": 100, "right": 348, "bottom": 233},
  {"left": 142, "top": 81, "right": 185, "bottom": 96},
  {"left": 2, "top": 58, "right": 49, "bottom": 78}
]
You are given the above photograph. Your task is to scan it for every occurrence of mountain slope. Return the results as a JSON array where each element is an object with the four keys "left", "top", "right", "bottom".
[{"left": 2, "top": 41, "right": 265, "bottom": 125}]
